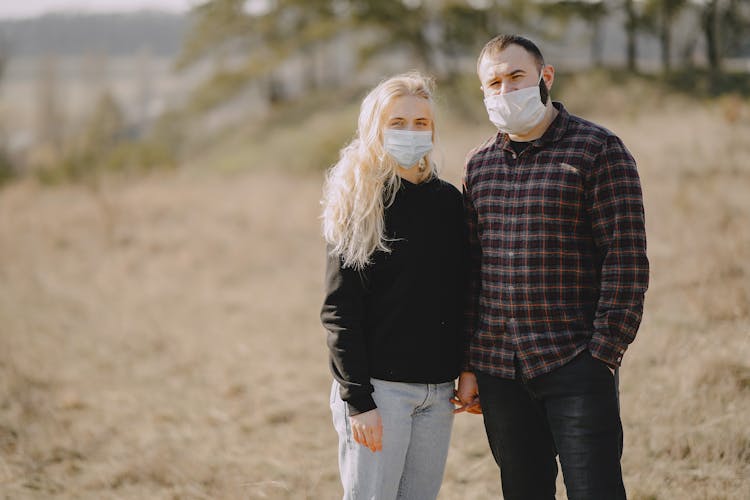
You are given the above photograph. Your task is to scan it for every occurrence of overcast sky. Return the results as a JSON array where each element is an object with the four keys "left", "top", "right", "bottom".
[{"left": 0, "top": 0, "right": 196, "bottom": 19}]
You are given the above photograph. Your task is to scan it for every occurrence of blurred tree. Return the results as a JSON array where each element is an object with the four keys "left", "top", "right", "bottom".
[
  {"left": 82, "top": 51, "right": 111, "bottom": 112},
  {"left": 136, "top": 46, "right": 154, "bottom": 128},
  {"left": 642, "top": 0, "right": 688, "bottom": 73},
  {"left": 623, "top": 0, "right": 639, "bottom": 71},
  {"left": 177, "top": 0, "right": 348, "bottom": 110},
  {"left": 0, "top": 36, "right": 7, "bottom": 83},
  {"left": 83, "top": 91, "right": 127, "bottom": 154},
  {"left": 703, "top": 0, "right": 723, "bottom": 72},
  {"left": 177, "top": 0, "right": 540, "bottom": 111},
  {"left": 541, "top": 1, "right": 610, "bottom": 68},
  {"left": 440, "top": 2, "right": 494, "bottom": 77},
  {"left": 35, "top": 55, "right": 65, "bottom": 161},
  {"left": 702, "top": 0, "right": 750, "bottom": 76},
  {"left": 0, "top": 36, "right": 14, "bottom": 185}
]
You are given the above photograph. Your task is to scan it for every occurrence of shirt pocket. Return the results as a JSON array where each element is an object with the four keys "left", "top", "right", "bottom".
[{"left": 524, "top": 162, "right": 585, "bottom": 233}]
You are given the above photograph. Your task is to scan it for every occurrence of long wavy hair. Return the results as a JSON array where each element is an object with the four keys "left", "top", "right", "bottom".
[{"left": 321, "top": 72, "right": 438, "bottom": 270}]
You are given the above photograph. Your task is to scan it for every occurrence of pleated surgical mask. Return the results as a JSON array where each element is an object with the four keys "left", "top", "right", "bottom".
[
  {"left": 383, "top": 129, "right": 433, "bottom": 169},
  {"left": 484, "top": 73, "right": 547, "bottom": 135}
]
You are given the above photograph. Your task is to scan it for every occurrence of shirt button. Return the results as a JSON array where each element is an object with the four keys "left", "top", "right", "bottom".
[
  {"left": 511, "top": 153, "right": 517, "bottom": 159},
  {"left": 508, "top": 317, "right": 517, "bottom": 324},
  {"left": 508, "top": 285, "right": 514, "bottom": 291},
  {"left": 508, "top": 251, "right": 515, "bottom": 257}
]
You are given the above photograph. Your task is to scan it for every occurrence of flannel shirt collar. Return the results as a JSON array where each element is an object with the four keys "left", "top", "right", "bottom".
[{"left": 495, "top": 101, "right": 570, "bottom": 153}]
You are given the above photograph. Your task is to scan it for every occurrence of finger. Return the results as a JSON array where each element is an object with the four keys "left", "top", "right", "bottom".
[
  {"left": 371, "top": 428, "right": 383, "bottom": 452},
  {"left": 453, "top": 403, "right": 471, "bottom": 414},
  {"left": 352, "top": 426, "right": 363, "bottom": 446},
  {"left": 364, "top": 427, "right": 376, "bottom": 451},
  {"left": 467, "top": 399, "right": 483, "bottom": 413}
]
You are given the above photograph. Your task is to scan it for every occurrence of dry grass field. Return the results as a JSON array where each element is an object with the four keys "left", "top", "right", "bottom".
[{"left": 1, "top": 84, "right": 749, "bottom": 499}]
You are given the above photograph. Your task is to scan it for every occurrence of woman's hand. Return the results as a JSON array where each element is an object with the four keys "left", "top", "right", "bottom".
[
  {"left": 350, "top": 409, "right": 383, "bottom": 452},
  {"left": 451, "top": 371, "right": 482, "bottom": 414}
]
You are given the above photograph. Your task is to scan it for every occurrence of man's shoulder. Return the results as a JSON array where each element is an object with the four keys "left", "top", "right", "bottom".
[
  {"left": 564, "top": 109, "right": 622, "bottom": 146},
  {"left": 465, "top": 134, "right": 499, "bottom": 166},
  {"left": 561, "top": 106, "right": 634, "bottom": 165}
]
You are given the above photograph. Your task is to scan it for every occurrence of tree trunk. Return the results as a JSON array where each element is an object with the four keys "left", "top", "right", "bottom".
[
  {"left": 660, "top": 2, "right": 672, "bottom": 73},
  {"left": 703, "top": 0, "right": 722, "bottom": 73},
  {"left": 591, "top": 16, "right": 604, "bottom": 68},
  {"left": 624, "top": 0, "right": 638, "bottom": 72}
]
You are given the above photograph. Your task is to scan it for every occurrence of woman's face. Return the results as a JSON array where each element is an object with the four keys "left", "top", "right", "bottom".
[{"left": 382, "top": 95, "right": 433, "bottom": 133}]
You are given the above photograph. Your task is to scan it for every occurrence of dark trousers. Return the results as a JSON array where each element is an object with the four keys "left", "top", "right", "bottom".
[{"left": 475, "top": 350, "right": 626, "bottom": 500}]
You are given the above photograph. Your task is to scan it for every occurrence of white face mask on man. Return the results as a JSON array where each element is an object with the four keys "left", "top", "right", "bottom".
[
  {"left": 383, "top": 129, "right": 433, "bottom": 169},
  {"left": 484, "top": 73, "right": 547, "bottom": 135}
]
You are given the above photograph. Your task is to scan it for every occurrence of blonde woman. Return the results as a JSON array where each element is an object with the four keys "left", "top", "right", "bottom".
[{"left": 320, "top": 72, "right": 466, "bottom": 499}]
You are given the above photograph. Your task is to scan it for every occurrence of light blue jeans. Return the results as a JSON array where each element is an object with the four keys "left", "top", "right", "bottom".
[{"left": 330, "top": 378, "right": 455, "bottom": 500}]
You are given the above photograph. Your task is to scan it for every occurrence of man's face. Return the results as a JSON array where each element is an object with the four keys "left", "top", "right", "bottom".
[{"left": 478, "top": 44, "right": 543, "bottom": 97}]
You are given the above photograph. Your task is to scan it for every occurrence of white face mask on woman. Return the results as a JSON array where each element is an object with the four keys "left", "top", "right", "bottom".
[
  {"left": 383, "top": 129, "right": 433, "bottom": 169},
  {"left": 484, "top": 74, "right": 547, "bottom": 135}
]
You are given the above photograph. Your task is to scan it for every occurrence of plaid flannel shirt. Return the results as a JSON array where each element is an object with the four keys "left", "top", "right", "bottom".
[{"left": 463, "top": 102, "right": 649, "bottom": 380}]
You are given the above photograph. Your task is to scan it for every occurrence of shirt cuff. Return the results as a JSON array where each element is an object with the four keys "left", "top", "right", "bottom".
[
  {"left": 346, "top": 393, "right": 377, "bottom": 416},
  {"left": 588, "top": 334, "right": 628, "bottom": 368}
]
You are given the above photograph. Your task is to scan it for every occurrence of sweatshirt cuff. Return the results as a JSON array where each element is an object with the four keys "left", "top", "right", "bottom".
[
  {"left": 346, "top": 393, "right": 377, "bottom": 416},
  {"left": 588, "top": 334, "right": 628, "bottom": 368}
]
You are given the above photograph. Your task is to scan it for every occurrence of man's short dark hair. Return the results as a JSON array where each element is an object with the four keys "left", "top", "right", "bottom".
[{"left": 477, "top": 34, "right": 545, "bottom": 74}]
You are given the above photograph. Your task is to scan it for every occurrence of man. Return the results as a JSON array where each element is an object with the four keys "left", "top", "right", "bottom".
[{"left": 453, "top": 35, "right": 649, "bottom": 499}]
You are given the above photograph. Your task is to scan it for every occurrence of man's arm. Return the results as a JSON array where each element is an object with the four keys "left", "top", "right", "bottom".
[
  {"left": 461, "top": 173, "right": 482, "bottom": 372},
  {"left": 586, "top": 135, "right": 650, "bottom": 367}
]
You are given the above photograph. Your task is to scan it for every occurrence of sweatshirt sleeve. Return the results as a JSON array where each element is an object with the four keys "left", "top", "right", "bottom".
[{"left": 320, "top": 248, "right": 375, "bottom": 415}]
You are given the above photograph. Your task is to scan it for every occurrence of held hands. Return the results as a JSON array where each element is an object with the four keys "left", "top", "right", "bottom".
[
  {"left": 350, "top": 409, "right": 383, "bottom": 452},
  {"left": 451, "top": 371, "right": 482, "bottom": 414}
]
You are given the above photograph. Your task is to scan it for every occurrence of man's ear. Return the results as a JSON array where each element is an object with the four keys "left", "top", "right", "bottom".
[{"left": 542, "top": 64, "right": 555, "bottom": 93}]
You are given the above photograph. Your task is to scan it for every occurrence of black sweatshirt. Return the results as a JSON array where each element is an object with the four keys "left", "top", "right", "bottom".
[{"left": 321, "top": 176, "right": 467, "bottom": 415}]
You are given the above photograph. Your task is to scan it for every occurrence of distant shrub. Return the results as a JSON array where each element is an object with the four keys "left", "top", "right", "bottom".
[
  {"left": 0, "top": 150, "right": 16, "bottom": 186},
  {"left": 33, "top": 91, "right": 181, "bottom": 185}
]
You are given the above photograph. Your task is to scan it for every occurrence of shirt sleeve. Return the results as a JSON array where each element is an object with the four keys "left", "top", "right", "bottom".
[
  {"left": 461, "top": 171, "right": 482, "bottom": 372},
  {"left": 320, "top": 248, "right": 376, "bottom": 415},
  {"left": 586, "top": 135, "right": 650, "bottom": 367}
]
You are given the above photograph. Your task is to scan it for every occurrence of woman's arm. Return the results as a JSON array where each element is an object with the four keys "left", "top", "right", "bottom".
[{"left": 320, "top": 250, "right": 376, "bottom": 415}]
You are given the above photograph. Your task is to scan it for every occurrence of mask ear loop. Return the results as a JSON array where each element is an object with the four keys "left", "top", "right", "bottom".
[{"left": 538, "top": 65, "right": 549, "bottom": 105}]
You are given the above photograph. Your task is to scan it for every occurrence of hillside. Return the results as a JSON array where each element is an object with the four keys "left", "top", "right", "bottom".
[{"left": 0, "top": 82, "right": 748, "bottom": 498}]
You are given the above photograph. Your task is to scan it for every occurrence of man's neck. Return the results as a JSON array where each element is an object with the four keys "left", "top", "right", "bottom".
[{"left": 507, "top": 103, "right": 558, "bottom": 143}]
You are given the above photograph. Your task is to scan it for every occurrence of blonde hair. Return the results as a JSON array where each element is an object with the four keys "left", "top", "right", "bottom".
[{"left": 321, "top": 72, "right": 438, "bottom": 270}]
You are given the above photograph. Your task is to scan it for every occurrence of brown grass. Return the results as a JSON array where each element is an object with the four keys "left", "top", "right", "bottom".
[{"left": 1, "top": 92, "right": 749, "bottom": 499}]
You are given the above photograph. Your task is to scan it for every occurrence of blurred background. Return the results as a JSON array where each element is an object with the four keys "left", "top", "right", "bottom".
[{"left": 0, "top": 1, "right": 748, "bottom": 498}]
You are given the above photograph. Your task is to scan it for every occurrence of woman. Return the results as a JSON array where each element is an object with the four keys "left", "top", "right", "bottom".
[{"left": 320, "top": 72, "right": 466, "bottom": 499}]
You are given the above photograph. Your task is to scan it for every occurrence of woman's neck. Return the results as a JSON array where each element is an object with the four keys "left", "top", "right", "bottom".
[{"left": 398, "top": 164, "right": 427, "bottom": 184}]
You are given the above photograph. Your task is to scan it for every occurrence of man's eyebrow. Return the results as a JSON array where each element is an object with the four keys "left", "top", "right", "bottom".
[{"left": 486, "top": 67, "right": 525, "bottom": 81}]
